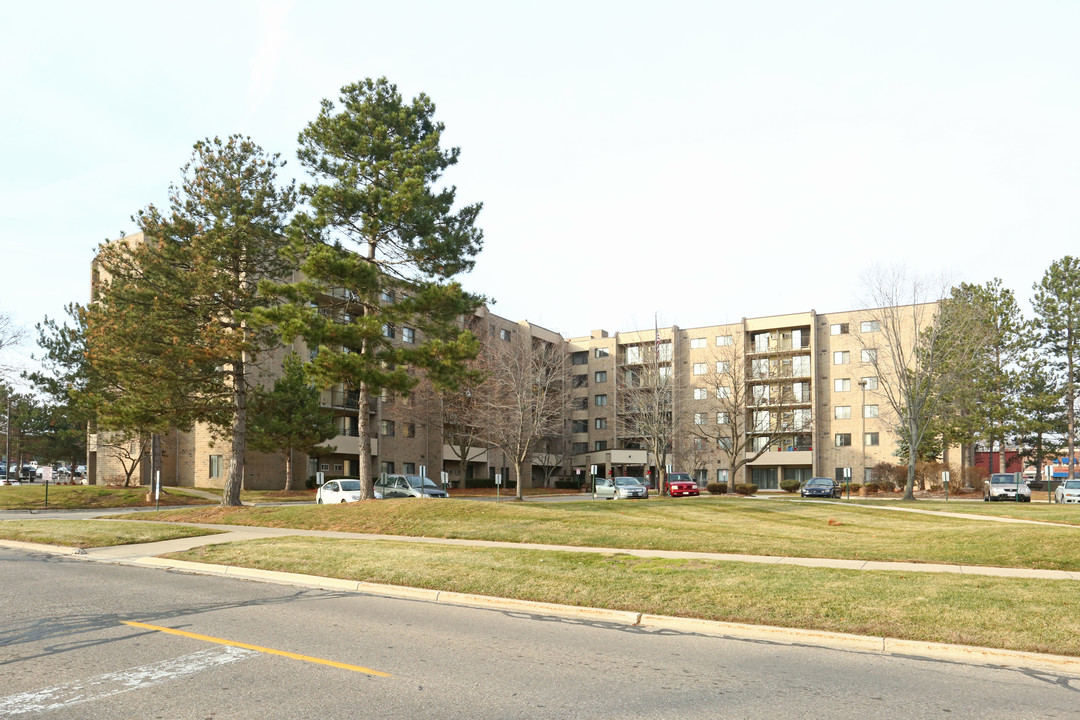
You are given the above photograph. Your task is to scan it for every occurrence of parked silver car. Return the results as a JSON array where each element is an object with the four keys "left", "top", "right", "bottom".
[
  {"left": 1055, "top": 479, "right": 1080, "bottom": 504},
  {"left": 983, "top": 473, "right": 1031, "bottom": 502},
  {"left": 596, "top": 476, "right": 648, "bottom": 499},
  {"left": 375, "top": 474, "right": 449, "bottom": 498}
]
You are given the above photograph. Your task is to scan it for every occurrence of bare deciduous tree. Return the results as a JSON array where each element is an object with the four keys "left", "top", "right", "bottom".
[
  {"left": 476, "top": 335, "right": 571, "bottom": 500},
  {"left": 859, "top": 267, "right": 988, "bottom": 500},
  {"left": 616, "top": 339, "right": 677, "bottom": 493}
]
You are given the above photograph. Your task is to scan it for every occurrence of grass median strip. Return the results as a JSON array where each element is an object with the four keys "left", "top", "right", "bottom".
[
  {"left": 0, "top": 485, "right": 215, "bottom": 510},
  {"left": 167, "top": 535, "right": 1080, "bottom": 657},
  {"left": 126, "top": 498, "right": 1080, "bottom": 571},
  {"left": 0, "top": 520, "right": 224, "bottom": 548}
]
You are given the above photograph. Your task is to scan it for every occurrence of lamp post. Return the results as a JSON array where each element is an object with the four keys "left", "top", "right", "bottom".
[{"left": 858, "top": 379, "right": 868, "bottom": 494}]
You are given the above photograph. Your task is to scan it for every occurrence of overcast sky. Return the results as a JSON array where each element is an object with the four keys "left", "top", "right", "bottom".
[{"left": 1, "top": 0, "right": 1077, "bottom": 378}]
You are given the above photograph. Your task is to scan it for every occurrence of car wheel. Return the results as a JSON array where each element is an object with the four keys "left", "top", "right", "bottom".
[{"left": 341, "top": 499, "right": 347, "bottom": 503}]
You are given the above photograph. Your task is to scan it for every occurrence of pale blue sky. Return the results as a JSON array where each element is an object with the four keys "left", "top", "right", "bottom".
[{"left": 1, "top": 1, "right": 1077, "bottom": 378}]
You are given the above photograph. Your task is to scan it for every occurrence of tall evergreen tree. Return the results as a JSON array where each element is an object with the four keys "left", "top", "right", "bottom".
[
  {"left": 1015, "top": 353, "right": 1066, "bottom": 488},
  {"left": 260, "top": 78, "right": 484, "bottom": 500},
  {"left": 90, "top": 135, "right": 297, "bottom": 505},
  {"left": 1032, "top": 256, "right": 1080, "bottom": 479}
]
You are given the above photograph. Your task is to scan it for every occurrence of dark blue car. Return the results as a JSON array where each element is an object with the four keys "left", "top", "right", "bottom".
[{"left": 801, "top": 477, "right": 841, "bottom": 498}]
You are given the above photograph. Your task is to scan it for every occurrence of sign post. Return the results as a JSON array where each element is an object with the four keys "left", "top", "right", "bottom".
[
  {"left": 844, "top": 466, "right": 851, "bottom": 500},
  {"left": 495, "top": 473, "right": 502, "bottom": 503},
  {"left": 591, "top": 465, "right": 597, "bottom": 500},
  {"left": 942, "top": 470, "right": 950, "bottom": 501}
]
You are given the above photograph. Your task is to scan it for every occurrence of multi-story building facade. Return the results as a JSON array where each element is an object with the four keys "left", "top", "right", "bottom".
[{"left": 88, "top": 235, "right": 929, "bottom": 490}]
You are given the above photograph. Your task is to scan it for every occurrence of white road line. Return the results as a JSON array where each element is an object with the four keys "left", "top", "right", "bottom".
[{"left": 0, "top": 646, "right": 256, "bottom": 716}]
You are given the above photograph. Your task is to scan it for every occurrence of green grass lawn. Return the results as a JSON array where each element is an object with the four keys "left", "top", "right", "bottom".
[
  {"left": 0, "top": 485, "right": 215, "bottom": 510},
  {"left": 169, "top": 535, "right": 1080, "bottom": 657},
  {"left": 123, "top": 496, "right": 1080, "bottom": 570},
  {"left": 0, "top": 519, "right": 223, "bottom": 547}
]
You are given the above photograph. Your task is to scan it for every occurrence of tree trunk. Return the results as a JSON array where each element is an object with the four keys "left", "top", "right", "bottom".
[
  {"left": 284, "top": 447, "right": 294, "bottom": 492},
  {"left": 514, "top": 459, "right": 525, "bottom": 501},
  {"left": 223, "top": 361, "right": 246, "bottom": 507},
  {"left": 357, "top": 384, "right": 374, "bottom": 499}
]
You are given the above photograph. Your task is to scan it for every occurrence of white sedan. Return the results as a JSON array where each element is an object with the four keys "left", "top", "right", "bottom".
[
  {"left": 1055, "top": 479, "right": 1080, "bottom": 504},
  {"left": 316, "top": 479, "right": 369, "bottom": 504}
]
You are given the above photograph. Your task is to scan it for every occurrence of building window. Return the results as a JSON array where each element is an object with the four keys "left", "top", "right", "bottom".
[
  {"left": 381, "top": 461, "right": 395, "bottom": 474},
  {"left": 381, "top": 289, "right": 395, "bottom": 303},
  {"left": 835, "top": 433, "right": 852, "bottom": 447},
  {"left": 690, "top": 337, "right": 706, "bottom": 349},
  {"left": 594, "top": 371, "right": 607, "bottom": 383},
  {"left": 594, "top": 394, "right": 607, "bottom": 406},
  {"left": 499, "top": 328, "right": 511, "bottom": 341},
  {"left": 381, "top": 420, "right": 395, "bottom": 436},
  {"left": 834, "top": 378, "right": 850, "bottom": 392},
  {"left": 833, "top": 351, "right": 850, "bottom": 365},
  {"left": 594, "top": 417, "right": 607, "bottom": 430},
  {"left": 402, "top": 462, "right": 417, "bottom": 474},
  {"left": 793, "top": 408, "right": 812, "bottom": 430},
  {"left": 717, "top": 386, "right": 730, "bottom": 399},
  {"left": 594, "top": 440, "right": 607, "bottom": 451},
  {"left": 835, "top": 467, "right": 851, "bottom": 483},
  {"left": 716, "top": 335, "right": 733, "bottom": 346},
  {"left": 658, "top": 342, "right": 672, "bottom": 361},
  {"left": 861, "top": 320, "right": 880, "bottom": 333},
  {"left": 573, "top": 397, "right": 588, "bottom": 410},
  {"left": 865, "top": 432, "right": 879, "bottom": 446},
  {"left": 659, "top": 366, "right": 672, "bottom": 379},
  {"left": 831, "top": 323, "right": 849, "bottom": 335},
  {"left": 320, "top": 463, "right": 330, "bottom": 471},
  {"left": 694, "top": 388, "right": 707, "bottom": 400},
  {"left": 862, "top": 349, "right": 877, "bottom": 363},
  {"left": 835, "top": 406, "right": 851, "bottom": 419},
  {"left": 717, "top": 412, "right": 729, "bottom": 424},
  {"left": 572, "top": 442, "right": 588, "bottom": 454},
  {"left": 571, "top": 351, "right": 588, "bottom": 365},
  {"left": 693, "top": 363, "right": 706, "bottom": 375},
  {"left": 402, "top": 422, "right": 416, "bottom": 438},
  {"left": 694, "top": 413, "right": 707, "bottom": 425},
  {"left": 334, "top": 464, "right": 343, "bottom": 472},
  {"left": 626, "top": 346, "right": 642, "bottom": 364},
  {"left": 595, "top": 347, "right": 609, "bottom": 358},
  {"left": 864, "top": 405, "right": 879, "bottom": 418},
  {"left": 382, "top": 323, "right": 395, "bottom": 339},
  {"left": 572, "top": 374, "right": 588, "bottom": 388},
  {"left": 571, "top": 419, "right": 588, "bottom": 433},
  {"left": 209, "top": 455, "right": 223, "bottom": 479},
  {"left": 716, "top": 360, "right": 730, "bottom": 374},
  {"left": 792, "top": 356, "right": 811, "bottom": 376},
  {"left": 402, "top": 327, "right": 416, "bottom": 343},
  {"left": 861, "top": 376, "right": 879, "bottom": 390}
]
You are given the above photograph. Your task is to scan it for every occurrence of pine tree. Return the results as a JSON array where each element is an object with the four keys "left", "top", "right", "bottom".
[
  {"left": 90, "top": 135, "right": 297, "bottom": 505},
  {"left": 260, "top": 78, "right": 484, "bottom": 499}
]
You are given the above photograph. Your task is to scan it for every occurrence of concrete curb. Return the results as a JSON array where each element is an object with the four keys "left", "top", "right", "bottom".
[
  {"left": 5, "top": 538, "right": 1080, "bottom": 676},
  {"left": 133, "top": 555, "right": 1080, "bottom": 676}
]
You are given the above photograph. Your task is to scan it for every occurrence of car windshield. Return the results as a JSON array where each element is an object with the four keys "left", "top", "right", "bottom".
[
  {"left": 406, "top": 476, "right": 439, "bottom": 489},
  {"left": 339, "top": 480, "right": 361, "bottom": 491},
  {"left": 1065, "top": 481, "right": 1080, "bottom": 489},
  {"left": 669, "top": 475, "right": 690, "bottom": 482},
  {"left": 807, "top": 478, "right": 831, "bottom": 486},
  {"left": 615, "top": 478, "right": 639, "bottom": 486},
  {"left": 991, "top": 475, "right": 1019, "bottom": 484}
]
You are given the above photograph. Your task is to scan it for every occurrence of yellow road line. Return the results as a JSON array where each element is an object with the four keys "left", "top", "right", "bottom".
[{"left": 122, "top": 621, "right": 391, "bottom": 677}]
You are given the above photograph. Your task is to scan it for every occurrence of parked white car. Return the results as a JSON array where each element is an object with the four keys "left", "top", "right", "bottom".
[
  {"left": 983, "top": 473, "right": 1031, "bottom": 502},
  {"left": 316, "top": 479, "right": 366, "bottom": 504},
  {"left": 1055, "top": 479, "right": 1080, "bottom": 504}
]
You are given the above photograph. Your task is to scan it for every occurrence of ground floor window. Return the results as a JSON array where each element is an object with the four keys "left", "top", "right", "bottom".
[
  {"left": 717, "top": 469, "right": 728, "bottom": 486},
  {"left": 783, "top": 467, "right": 812, "bottom": 484},
  {"left": 209, "top": 455, "right": 223, "bottom": 479},
  {"left": 835, "top": 467, "right": 852, "bottom": 483},
  {"left": 403, "top": 462, "right": 416, "bottom": 474},
  {"left": 381, "top": 461, "right": 395, "bottom": 474},
  {"left": 752, "top": 467, "right": 778, "bottom": 490}
]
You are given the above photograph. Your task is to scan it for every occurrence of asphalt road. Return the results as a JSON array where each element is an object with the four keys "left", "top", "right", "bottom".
[{"left": 2, "top": 548, "right": 1079, "bottom": 719}]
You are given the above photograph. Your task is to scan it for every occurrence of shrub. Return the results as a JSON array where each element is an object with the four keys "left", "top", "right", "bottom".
[
  {"left": 554, "top": 478, "right": 579, "bottom": 490},
  {"left": 962, "top": 466, "right": 989, "bottom": 492},
  {"left": 734, "top": 483, "right": 758, "bottom": 496},
  {"left": 706, "top": 482, "right": 728, "bottom": 495},
  {"left": 844, "top": 482, "right": 862, "bottom": 494},
  {"left": 780, "top": 479, "right": 801, "bottom": 493},
  {"left": 865, "top": 482, "right": 879, "bottom": 493}
]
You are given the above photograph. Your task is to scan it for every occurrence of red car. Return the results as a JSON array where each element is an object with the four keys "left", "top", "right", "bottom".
[{"left": 664, "top": 472, "right": 700, "bottom": 497}]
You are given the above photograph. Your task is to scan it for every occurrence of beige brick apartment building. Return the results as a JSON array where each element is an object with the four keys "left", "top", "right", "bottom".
[{"left": 90, "top": 265, "right": 920, "bottom": 491}]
